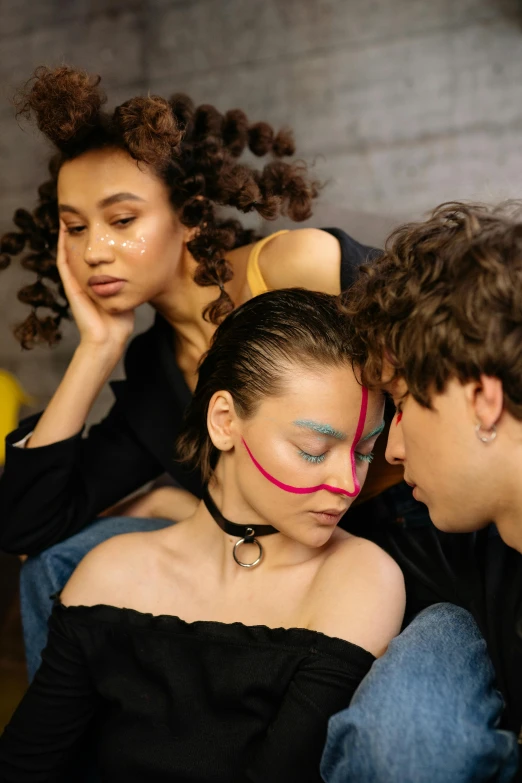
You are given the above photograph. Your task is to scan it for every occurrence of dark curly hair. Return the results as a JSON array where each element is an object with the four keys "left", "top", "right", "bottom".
[
  {"left": 340, "top": 201, "right": 522, "bottom": 420},
  {"left": 2, "top": 66, "right": 320, "bottom": 348}
]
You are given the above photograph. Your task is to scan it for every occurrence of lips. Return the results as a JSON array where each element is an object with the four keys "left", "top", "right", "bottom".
[
  {"left": 310, "top": 509, "right": 347, "bottom": 526},
  {"left": 88, "top": 275, "right": 126, "bottom": 297},
  {"left": 404, "top": 478, "right": 420, "bottom": 500}
]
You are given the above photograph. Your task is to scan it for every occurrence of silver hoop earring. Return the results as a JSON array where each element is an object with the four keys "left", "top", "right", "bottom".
[{"left": 475, "top": 422, "right": 497, "bottom": 444}]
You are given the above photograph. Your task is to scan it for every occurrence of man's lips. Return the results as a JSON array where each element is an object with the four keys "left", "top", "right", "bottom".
[
  {"left": 88, "top": 275, "right": 126, "bottom": 297},
  {"left": 405, "top": 478, "right": 421, "bottom": 499}
]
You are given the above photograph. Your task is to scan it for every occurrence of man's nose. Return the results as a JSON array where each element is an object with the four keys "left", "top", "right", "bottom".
[{"left": 385, "top": 419, "right": 406, "bottom": 465}]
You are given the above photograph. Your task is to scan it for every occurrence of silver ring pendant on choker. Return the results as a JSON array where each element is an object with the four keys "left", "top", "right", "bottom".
[{"left": 202, "top": 488, "right": 278, "bottom": 569}]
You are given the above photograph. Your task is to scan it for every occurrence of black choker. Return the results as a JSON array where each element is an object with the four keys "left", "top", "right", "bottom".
[{"left": 202, "top": 487, "right": 278, "bottom": 569}]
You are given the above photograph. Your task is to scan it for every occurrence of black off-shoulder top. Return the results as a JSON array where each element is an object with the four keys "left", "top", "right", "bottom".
[{"left": 0, "top": 601, "right": 375, "bottom": 782}]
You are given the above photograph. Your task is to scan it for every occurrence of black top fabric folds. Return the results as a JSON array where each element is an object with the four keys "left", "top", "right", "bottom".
[
  {"left": 0, "top": 601, "right": 375, "bottom": 782},
  {"left": 0, "top": 227, "right": 378, "bottom": 556}
]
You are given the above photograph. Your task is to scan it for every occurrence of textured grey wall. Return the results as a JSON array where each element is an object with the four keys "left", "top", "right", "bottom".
[{"left": 1, "top": 0, "right": 521, "bottom": 416}]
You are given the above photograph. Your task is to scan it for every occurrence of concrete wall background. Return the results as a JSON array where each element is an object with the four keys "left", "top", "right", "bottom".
[{"left": 1, "top": 0, "right": 521, "bottom": 418}]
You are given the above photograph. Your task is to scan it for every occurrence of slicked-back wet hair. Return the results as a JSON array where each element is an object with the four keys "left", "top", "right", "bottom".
[
  {"left": 177, "top": 288, "right": 355, "bottom": 483},
  {"left": 1, "top": 66, "right": 319, "bottom": 348}
]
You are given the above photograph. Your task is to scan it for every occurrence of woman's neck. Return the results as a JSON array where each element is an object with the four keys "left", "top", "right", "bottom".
[
  {"left": 150, "top": 243, "right": 252, "bottom": 389},
  {"left": 153, "top": 243, "right": 251, "bottom": 333},
  {"left": 185, "top": 466, "right": 327, "bottom": 581}
]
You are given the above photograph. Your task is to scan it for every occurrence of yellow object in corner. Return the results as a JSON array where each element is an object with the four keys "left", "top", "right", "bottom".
[{"left": 0, "top": 370, "right": 33, "bottom": 465}]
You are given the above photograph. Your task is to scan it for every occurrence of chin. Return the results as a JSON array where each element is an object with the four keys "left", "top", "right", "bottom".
[
  {"left": 429, "top": 515, "right": 454, "bottom": 532},
  {"left": 428, "top": 509, "right": 471, "bottom": 534},
  {"left": 302, "top": 525, "right": 336, "bottom": 549},
  {"left": 102, "top": 296, "right": 143, "bottom": 314}
]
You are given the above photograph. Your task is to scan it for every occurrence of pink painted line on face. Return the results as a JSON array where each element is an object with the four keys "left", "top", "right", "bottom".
[{"left": 242, "top": 386, "right": 369, "bottom": 497}]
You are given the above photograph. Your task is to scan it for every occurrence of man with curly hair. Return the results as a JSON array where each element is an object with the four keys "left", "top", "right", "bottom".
[{"left": 321, "top": 203, "right": 522, "bottom": 783}]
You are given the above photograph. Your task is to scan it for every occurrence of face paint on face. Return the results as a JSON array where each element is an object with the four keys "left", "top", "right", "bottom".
[
  {"left": 242, "top": 386, "right": 369, "bottom": 497},
  {"left": 396, "top": 411, "right": 403, "bottom": 425}
]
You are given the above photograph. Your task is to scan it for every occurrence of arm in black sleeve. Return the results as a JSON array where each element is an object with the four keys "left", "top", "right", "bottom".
[
  {"left": 0, "top": 606, "right": 98, "bottom": 782},
  {"left": 0, "top": 393, "right": 164, "bottom": 556},
  {"left": 237, "top": 645, "right": 375, "bottom": 783}
]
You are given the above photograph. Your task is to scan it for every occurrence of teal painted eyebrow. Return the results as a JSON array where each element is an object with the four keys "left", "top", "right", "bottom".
[
  {"left": 360, "top": 421, "right": 385, "bottom": 441},
  {"left": 293, "top": 420, "right": 346, "bottom": 440}
]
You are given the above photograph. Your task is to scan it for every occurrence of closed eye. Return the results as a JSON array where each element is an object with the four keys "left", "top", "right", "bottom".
[
  {"left": 298, "top": 450, "right": 326, "bottom": 464},
  {"left": 355, "top": 451, "right": 374, "bottom": 464}
]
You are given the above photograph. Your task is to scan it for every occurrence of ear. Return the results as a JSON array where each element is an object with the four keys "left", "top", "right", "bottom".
[
  {"left": 207, "top": 390, "right": 239, "bottom": 453},
  {"left": 467, "top": 375, "right": 504, "bottom": 429}
]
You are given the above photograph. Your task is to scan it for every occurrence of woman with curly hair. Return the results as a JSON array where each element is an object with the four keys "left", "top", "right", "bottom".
[
  {"left": 0, "top": 66, "right": 403, "bottom": 679},
  {"left": 0, "top": 288, "right": 405, "bottom": 782}
]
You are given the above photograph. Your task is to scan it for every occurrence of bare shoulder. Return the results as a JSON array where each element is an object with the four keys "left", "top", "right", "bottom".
[
  {"left": 60, "top": 530, "right": 164, "bottom": 609},
  {"left": 309, "top": 535, "right": 406, "bottom": 657},
  {"left": 260, "top": 228, "right": 341, "bottom": 294}
]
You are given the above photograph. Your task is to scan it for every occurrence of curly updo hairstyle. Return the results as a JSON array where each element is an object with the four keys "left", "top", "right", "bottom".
[{"left": 2, "top": 66, "right": 319, "bottom": 348}]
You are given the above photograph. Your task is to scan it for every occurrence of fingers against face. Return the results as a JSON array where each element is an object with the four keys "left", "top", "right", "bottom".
[{"left": 57, "top": 219, "right": 82, "bottom": 297}]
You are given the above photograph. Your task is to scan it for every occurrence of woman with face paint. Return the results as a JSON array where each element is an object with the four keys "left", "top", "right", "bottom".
[
  {"left": 0, "top": 288, "right": 405, "bottom": 783},
  {"left": 0, "top": 65, "right": 408, "bottom": 681}
]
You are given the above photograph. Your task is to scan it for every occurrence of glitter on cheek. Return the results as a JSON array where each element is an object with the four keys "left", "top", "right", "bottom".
[{"left": 108, "top": 239, "right": 115, "bottom": 246}]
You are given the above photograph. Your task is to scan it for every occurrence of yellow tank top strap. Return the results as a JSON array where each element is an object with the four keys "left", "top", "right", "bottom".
[{"left": 246, "top": 230, "right": 290, "bottom": 297}]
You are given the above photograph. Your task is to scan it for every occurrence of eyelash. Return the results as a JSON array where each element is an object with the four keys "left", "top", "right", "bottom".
[
  {"left": 298, "top": 450, "right": 374, "bottom": 465},
  {"left": 298, "top": 450, "right": 326, "bottom": 464},
  {"left": 66, "top": 217, "right": 135, "bottom": 235}
]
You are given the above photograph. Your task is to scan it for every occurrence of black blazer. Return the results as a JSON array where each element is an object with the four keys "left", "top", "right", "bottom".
[{"left": 0, "top": 228, "right": 379, "bottom": 556}]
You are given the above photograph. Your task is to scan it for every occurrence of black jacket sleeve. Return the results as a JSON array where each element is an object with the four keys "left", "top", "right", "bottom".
[
  {"left": 0, "top": 400, "right": 164, "bottom": 556},
  {"left": 237, "top": 644, "right": 374, "bottom": 783},
  {"left": 0, "top": 607, "right": 98, "bottom": 782},
  {"left": 0, "top": 327, "right": 170, "bottom": 556}
]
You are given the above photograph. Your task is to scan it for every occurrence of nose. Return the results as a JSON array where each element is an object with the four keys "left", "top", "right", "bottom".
[
  {"left": 324, "top": 453, "right": 357, "bottom": 498},
  {"left": 83, "top": 231, "right": 115, "bottom": 267},
  {"left": 385, "top": 417, "right": 406, "bottom": 466}
]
